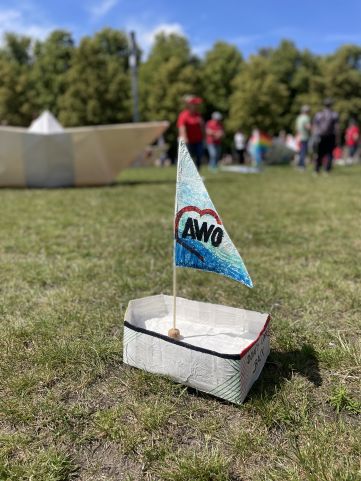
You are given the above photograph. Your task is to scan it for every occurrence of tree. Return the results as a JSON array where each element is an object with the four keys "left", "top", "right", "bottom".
[
  {"left": 289, "top": 51, "right": 324, "bottom": 120},
  {"left": 321, "top": 45, "right": 361, "bottom": 130},
  {"left": 139, "top": 33, "right": 200, "bottom": 151},
  {"left": 201, "top": 42, "right": 243, "bottom": 119},
  {"left": 267, "top": 40, "right": 323, "bottom": 130},
  {"left": 228, "top": 55, "right": 288, "bottom": 135},
  {"left": 0, "top": 33, "right": 36, "bottom": 126},
  {"left": 32, "top": 30, "right": 74, "bottom": 116},
  {"left": 59, "top": 28, "right": 131, "bottom": 126},
  {"left": 0, "top": 26, "right": 359, "bottom": 145}
]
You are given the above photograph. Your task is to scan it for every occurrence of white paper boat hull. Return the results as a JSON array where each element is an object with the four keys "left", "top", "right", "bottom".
[
  {"left": 0, "top": 121, "right": 168, "bottom": 187},
  {"left": 123, "top": 295, "right": 270, "bottom": 404}
]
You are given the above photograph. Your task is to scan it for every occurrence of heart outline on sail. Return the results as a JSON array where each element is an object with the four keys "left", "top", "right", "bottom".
[{"left": 175, "top": 205, "right": 222, "bottom": 262}]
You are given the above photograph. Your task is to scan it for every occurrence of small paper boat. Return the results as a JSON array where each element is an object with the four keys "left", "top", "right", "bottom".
[
  {"left": 124, "top": 139, "right": 270, "bottom": 404},
  {"left": 124, "top": 295, "right": 270, "bottom": 404}
]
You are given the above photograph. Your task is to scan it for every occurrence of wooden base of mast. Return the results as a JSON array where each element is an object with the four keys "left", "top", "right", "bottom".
[{"left": 168, "top": 327, "right": 180, "bottom": 338}]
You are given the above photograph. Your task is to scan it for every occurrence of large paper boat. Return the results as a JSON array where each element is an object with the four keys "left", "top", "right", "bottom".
[
  {"left": 123, "top": 140, "right": 270, "bottom": 404},
  {"left": 0, "top": 111, "right": 168, "bottom": 187}
]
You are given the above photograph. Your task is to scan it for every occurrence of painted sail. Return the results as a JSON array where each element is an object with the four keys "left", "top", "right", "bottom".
[{"left": 174, "top": 139, "right": 253, "bottom": 288}]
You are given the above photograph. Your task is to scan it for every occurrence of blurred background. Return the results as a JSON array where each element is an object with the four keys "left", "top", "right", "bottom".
[{"left": 0, "top": 0, "right": 360, "bottom": 161}]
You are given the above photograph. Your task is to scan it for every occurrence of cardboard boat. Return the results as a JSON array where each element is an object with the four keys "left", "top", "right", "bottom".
[
  {"left": 124, "top": 295, "right": 270, "bottom": 404},
  {"left": 0, "top": 111, "right": 169, "bottom": 187}
]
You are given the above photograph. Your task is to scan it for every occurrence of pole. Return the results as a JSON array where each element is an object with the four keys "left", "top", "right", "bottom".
[
  {"left": 173, "top": 262, "right": 177, "bottom": 329},
  {"left": 168, "top": 141, "right": 181, "bottom": 339},
  {"left": 129, "top": 31, "right": 139, "bottom": 122},
  {"left": 168, "top": 254, "right": 180, "bottom": 339}
]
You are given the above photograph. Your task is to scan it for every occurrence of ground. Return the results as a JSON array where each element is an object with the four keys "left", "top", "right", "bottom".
[{"left": 0, "top": 165, "right": 360, "bottom": 481}]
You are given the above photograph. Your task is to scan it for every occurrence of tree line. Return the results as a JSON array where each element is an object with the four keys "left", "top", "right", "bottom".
[{"left": 0, "top": 28, "right": 360, "bottom": 149}]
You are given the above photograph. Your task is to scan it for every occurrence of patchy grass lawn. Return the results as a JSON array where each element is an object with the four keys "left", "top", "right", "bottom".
[{"left": 0, "top": 164, "right": 360, "bottom": 481}]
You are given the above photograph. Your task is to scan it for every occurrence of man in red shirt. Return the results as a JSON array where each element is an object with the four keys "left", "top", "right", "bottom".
[
  {"left": 345, "top": 118, "right": 359, "bottom": 160},
  {"left": 206, "top": 112, "right": 224, "bottom": 171},
  {"left": 177, "top": 95, "right": 204, "bottom": 170}
]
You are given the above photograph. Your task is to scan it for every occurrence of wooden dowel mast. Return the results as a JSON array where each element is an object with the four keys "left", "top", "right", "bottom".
[
  {"left": 173, "top": 263, "right": 177, "bottom": 329},
  {"left": 168, "top": 242, "right": 180, "bottom": 339},
  {"left": 168, "top": 140, "right": 181, "bottom": 339}
]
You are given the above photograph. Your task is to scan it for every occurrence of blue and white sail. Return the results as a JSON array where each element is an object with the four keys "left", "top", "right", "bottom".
[{"left": 174, "top": 139, "right": 253, "bottom": 288}]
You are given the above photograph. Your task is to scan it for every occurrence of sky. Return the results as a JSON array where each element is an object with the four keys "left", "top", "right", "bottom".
[{"left": 0, "top": 0, "right": 360, "bottom": 58}]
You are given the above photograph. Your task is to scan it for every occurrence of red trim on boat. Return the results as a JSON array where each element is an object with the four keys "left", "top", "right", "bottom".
[{"left": 239, "top": 315, "right": 271, "bottom": 359}]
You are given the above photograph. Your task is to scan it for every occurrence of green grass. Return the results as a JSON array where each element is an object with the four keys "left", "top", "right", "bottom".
[{"left": 0, "top": 164, "right": 360, "bottom": 480}]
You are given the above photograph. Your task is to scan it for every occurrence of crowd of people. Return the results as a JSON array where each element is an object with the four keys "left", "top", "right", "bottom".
[
  {"left": 176, "top": 94, "right": 360, "bottom": 174},
  {"left": 295, "top": 99, "right": 359, "bottom": 173}
]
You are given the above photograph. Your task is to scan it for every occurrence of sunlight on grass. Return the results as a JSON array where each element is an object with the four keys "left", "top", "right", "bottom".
[{"left": 0, "top": 165, "right": 360, "bottom": 480}]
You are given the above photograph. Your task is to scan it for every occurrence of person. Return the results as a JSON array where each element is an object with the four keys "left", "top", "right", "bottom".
[
  {"left": 295, "top": 105, "right": 311, "bottom": 169},
  {"left": 156, "top": 135, "right": 170, "bottom": 167},
  {"left": 234, "top": 128, "right": 246, "bottom": 164},
  {"left": 177, "top": 95, "right": 204, "bottom": 170},
  {"left": 313, "top": 98, "right": 339, "bottom": 174},
  {"left": 248, "top": 128, "right": 271, "bottom": 168},
  {"left": 206, "top": 112, "right": 224, "bottom": 171},
  {"left": 345, "top": 118, "right": 359, "bottom": 162},
  {"left": 277, "top": 129, "right": 287, "bottom": 145}
]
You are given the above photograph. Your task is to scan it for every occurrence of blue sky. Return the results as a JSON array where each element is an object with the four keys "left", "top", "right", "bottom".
[{"left": 0, "top": 0, "right": 360, "bottom": 57}]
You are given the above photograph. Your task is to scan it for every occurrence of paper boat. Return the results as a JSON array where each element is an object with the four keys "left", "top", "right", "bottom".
[
  {"left": 123, "top": 140, "right": 270, "bottom": 404},
  {"left": 124, "top": 295, "right": 270, "bottom": 404},
  {"left": 0, "top": 111, "right": 168, "bottom": 187}
]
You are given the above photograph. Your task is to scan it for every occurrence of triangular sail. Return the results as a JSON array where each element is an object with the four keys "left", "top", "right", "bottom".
[{"left": 174, "top": 139, "right": 253, "bottom": 288}]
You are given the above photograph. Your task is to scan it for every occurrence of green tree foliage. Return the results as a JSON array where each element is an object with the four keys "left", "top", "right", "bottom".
[
  {"left": 228, "top": 55, "right": 288, "bottom": 135},
  {"left": 201, "top": 41, "right": 243, "bottom": 118},
  {"left": 0, "top": 34, "right": 36, "bottom": 126},
  {"left": 59, "top": 28, "right": 131, "bottom": 126},
  {"left": 139, "top": 33, "right": 200, "bottom": 146},
  {"left": 322, "top": 45, "right": 361, "bottom": 130},
  {"left": 290, "top": 51, "right": 324, "bottom": 120},
  {"left": 32, "top": 30, "right": 74, "bottom": 117},
  {"left": 0, "top": 26, "right": 360, "bottom": 145},
  {"left": 268, "top": 41, "right": 321, "bottom": 128}
]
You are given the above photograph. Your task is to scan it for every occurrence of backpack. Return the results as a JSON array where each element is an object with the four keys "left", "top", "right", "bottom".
[{"left": 317, "top": 109, "right": 337, "bottom": 136}]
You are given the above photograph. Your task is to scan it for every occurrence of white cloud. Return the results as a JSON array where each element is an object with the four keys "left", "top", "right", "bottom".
[
  {"left": 88, "top": 0, "right": 119, "bottom": 21},
  {"left": 0, "top": 7, "right": 54, "bottom": 42},
  {"left": 126, "top": 21, "right": 185, "bottom": 56}
]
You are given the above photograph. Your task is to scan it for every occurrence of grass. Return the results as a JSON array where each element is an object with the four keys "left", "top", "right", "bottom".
[{"left": 0, "top": 164, "right": 360, "bottom": 480}]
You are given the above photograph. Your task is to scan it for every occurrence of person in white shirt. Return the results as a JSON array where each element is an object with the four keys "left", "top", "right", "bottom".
[{"left": 234, "top": 129, "right": 246, "bottom": 164}]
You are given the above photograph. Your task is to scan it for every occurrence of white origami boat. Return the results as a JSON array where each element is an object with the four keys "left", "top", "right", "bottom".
[
  {"left": 124, "top": 295, "right": 270, "bottom": 404},
  {"left": 123, "top": 140, "right": 270, "bottom": 404},
  {"left": 0, "top": 111, "right": 168, "bottom": 187}
]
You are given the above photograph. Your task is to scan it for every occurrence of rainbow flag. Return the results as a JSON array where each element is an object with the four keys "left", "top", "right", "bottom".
[{"left": 249, "top": 131, "right": 272, "bottom": 166}]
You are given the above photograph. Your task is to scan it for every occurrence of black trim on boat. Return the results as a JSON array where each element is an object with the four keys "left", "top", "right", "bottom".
[{"left": 124, "top": 317, "right": 270, "bottom": 360}]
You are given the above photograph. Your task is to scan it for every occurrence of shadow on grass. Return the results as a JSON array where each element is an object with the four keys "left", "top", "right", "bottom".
[
  {"left": 185, "top": 343, "right": 322, "bottom": 406},
  {"left": 115, "top": 179, "right": 175, "bottom": 187},
  {"left": 0, "top": 170, "right": 261, "bottom": 190},
  {"left": 251, "top": 343, "right": 322, "bottom": 400},
  {"left": 0, "top": 179, "right": 176, "bottom": 190},
  {"left": 115, "top": 175, "right": 245, "bottom": 187}
]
